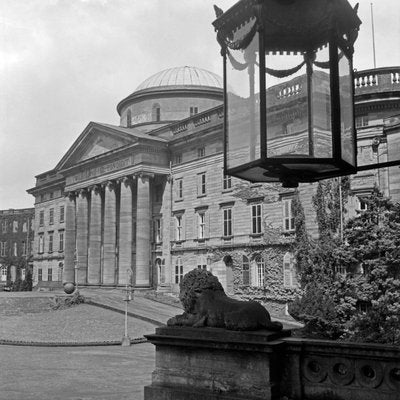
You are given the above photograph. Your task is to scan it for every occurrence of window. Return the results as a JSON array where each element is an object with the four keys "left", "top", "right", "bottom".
[
  {"left": 175, "top": 257, "right": 183, "bottom": 284},
  {"left": 223, "top": 174, "right": 232, "bottom": 190},
  {"left": 59, "top": 231, "right": 64, "bottom": 252},
  {"left": 127, "top": 109, "right": 132, "bottom": 127},
  {"left": 242, "top": 255, "right": 250, "bottom": 285},
  {"left": 154, "top": 184, "right": 163, "bottom": 203},
  {"left": 197, "top": 173, "right": 206, "bottom": 196},
  {"left": 357, "top": 197, "right": 368, "bottom": 211},
  {"left": 48, "top": 268, "right": 53, "bottom": 282},
  {"left": 154, "top": 219, "right": 162, "bottom": 243},
  {"left": 0, "top": 242, "right": 7, "bottom": 257},
  {"left": 38, "top": 235, "right": 44, "bottom": 254},
  {"left": 197, "top": 255, "right": 207, "bottom": 270},
  {"left": 21, "top": 269, "right": 26, "bottom": 280},
  {"left": 251, "top": 204, "right": 262, "bottom": 234},
  {"left": 255, "top": 255, "right": 265, "bottom": 287},
  {"left": 13, "top": 220, "right": 18, "bottom": 232},
  {"left": 190, "top": 106, "right": 198, "bottom": 116},
  {"left": 49, "top": 208, "right": 54, "bottom": 225},
  {"left": 174, "top": 153, "right": 182, "bottom": 165},
  {"left": 197, "top": 147, "right": 205, "bottom": 158},
  {"left": 39, "top": 210, "right": 44, "bottom": 227},
  {"left": 198, "top": 212, "right": 206, "bottom": 239},
  {"left": 175, "top": 215, "right": 183, "bottom": 241},
  {"left": 282, "top": 199, "right": 295, "bottom": 232},
  {"left": 13, "top": 242, "right": 17, "bottom": 256},
  {"left": 283, "top": 252, "right": 297, "bottom": 287},
  {"left": 38, "top": 268, "right": 42, "bottom": 282},
  {"left": 22, "top": 241, "right": 26, "bottom": 256},
  {"left": 22, "top": 222, "right": 27, "bottom": 232},
  {"left": 49, "top": 192, "right": 54, "bottom": 199},
  {"left": 48, "top": 233, "right": 53, "bottom": 253},
  {"left": 223, "top": 208, "right": 232, "bottom": 237},
  {"left": 175, "top": 178, "right": 183, "bottom": 200},
  {"left": 2, "top": 220, "right": 7, "bottom": 233},
  {"left": 1, "top": 267, "right": 7, "bottom": 282},
  {"left": 152, "top": 103, "right": 161, "bottom": 122},
  {"left": 59, "top": 206, "right": 65, "bottom": 223},
  {"left": 355, "top": 115, "right": 368, "bottom": 128}
]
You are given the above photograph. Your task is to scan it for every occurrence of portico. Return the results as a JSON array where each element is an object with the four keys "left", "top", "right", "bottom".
[{"left": 57, "top": 122, "right": 169, "bottom": 288}]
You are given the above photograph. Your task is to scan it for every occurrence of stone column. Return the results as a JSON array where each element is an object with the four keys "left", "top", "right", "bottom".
[
  {"left": 76, "top": 189, "right": 89, "bottom": 284},
  {"left": 118, "top": 176, "right": 134, "bottom": 285},
  {"left": 103, "top": 181, "right": 117, "bottom": 285},
  {"left": 88, "top": 185, "right": 102, "bottom": 284},
  {"left": 63, "top": 192, "right": 76, "bottom": 285},
  {"left": 136, "top": 174, "right": 151, "bottom": 286}
]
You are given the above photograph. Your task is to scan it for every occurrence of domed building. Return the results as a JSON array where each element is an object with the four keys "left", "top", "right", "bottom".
[
  {"left": 27, "top": 65, "right": 400, "bottom": 317},
  {"left": 117, "top": 66, "right": 223, "bottom": 132}
]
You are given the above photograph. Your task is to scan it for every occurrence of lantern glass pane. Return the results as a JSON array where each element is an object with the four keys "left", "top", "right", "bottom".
[
  {"left": 311, "top": 46, "right": 332, "bottom": 158},
  {"left": 265, "top": 53, "right": 309, "bottom": 158},
  {"left": 226, "top": 19, "right": 260, "bottom": 169},
  {"left": 339, "top": 52, "right": 355, "bottom": 166}
]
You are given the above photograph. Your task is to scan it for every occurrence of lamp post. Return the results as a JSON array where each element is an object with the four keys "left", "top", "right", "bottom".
[
  {"left": 213, "top": 0, "right": 362, "bottom": 187},
  {"left": 122, "top": 268, "right": 133, "bottom": 347}
]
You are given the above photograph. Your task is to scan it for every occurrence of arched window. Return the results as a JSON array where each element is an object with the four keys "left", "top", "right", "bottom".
[
  {"left": 242, "top": 255, "right": 250, "bottom": 285},
  {"left": 126, "top": 109, "right": 132, "bottom": 127},
  {"left": 254, "top": 255, "right": 264, "bottom": 287},
  {"left": 197, "top": 255, "right": 207, "bottom": 270},
  {"left": 155, "top": 258, "right": 164, "bottom": 283},
  {"left": 283, "top": 252, "right": 297, "bottom": 287},
  {"left": 152, "top": 103, "right": 161, "bottom": 122}
]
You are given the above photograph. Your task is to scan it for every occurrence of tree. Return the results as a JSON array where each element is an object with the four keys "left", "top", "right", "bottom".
[{"left": 289, "top": 185, "right": 400, "bottom": 345}]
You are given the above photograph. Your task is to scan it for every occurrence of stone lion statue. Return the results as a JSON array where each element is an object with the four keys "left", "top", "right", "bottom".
[{"left": 167, "top": 268, "right": 283, "bottom": 331}]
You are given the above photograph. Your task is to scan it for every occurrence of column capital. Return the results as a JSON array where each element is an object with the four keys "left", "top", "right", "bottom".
[
  {"left": 119, "top": 175, "right": 135, "bottom": 188},
  {"left": 65, "top": 191, "right": 76, "bottom": 201},
  {"left": 103, "top": 180, "right": 116, "bottom": 192},
  {"left": 88, "top": 184, "right": 102, "bottom": 195},
  {"left": 78, "top": 188, "right": 88, "bottom": 199},
  {"left": 136, "top": 172, "right": 154, "bottom": 183}
]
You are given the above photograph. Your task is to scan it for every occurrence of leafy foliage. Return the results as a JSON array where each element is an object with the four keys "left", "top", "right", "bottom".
[{"left": 289, "top": 185, "right": 400, "bottom": 345}]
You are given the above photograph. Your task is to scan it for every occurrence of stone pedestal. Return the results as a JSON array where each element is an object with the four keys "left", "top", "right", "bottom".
[{"left": 144, "top": 326, "right": 291, "bottom": 400}]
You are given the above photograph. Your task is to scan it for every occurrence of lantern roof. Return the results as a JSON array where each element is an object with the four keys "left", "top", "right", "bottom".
[{"left": 213, "top": 0, "right": 361, "bottom": 53}]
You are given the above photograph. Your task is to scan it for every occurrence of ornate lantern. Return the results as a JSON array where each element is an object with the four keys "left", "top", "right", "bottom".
[{"left": 213, "top": 0, "right": 361, "bottom": 187}]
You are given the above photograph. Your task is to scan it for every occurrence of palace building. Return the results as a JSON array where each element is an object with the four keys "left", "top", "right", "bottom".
[{"left": 27, "top": 65, "right": 400, "bottom": 315}]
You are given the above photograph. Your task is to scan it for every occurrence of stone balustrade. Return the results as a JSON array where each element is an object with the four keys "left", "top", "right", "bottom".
[
  {"left": 145, "top": 327, "right": 400, "bottom": 400},
  {"left": 282, "top": 338, "right": 400, "bottom": 400},
  {"left": 354, "top": 67, "right": 400, "bottom": 96}
]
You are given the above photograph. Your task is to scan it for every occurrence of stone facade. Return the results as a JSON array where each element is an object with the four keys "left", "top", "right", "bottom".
[
  {"left": 0, "top": 208, "right": 34, "bottom": 287},
  {"left": 27, "top": 66, "right": 400, "bottom": 313}
]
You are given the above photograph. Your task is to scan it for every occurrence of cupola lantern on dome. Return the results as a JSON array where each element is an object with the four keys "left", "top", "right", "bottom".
[{"left": 213, "top": 0, "right": 362, "bottom": 187}]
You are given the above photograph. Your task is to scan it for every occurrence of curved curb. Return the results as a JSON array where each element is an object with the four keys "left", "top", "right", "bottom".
[
  {"left": 0, "top": 337, "right": 148, "bottom": 347},
  {"left": 86, "top": 300, "right": 164, "bottom": 327}
]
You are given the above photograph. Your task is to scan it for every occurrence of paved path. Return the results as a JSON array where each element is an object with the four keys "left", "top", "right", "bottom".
[
  {"left": 80, "top": 288, "right": 182, "bottom": 326},
  {"left": 0, "top": 343, "right": 154, "bottom": 400}
]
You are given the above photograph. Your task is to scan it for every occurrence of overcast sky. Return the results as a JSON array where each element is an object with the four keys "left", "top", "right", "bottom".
[{"left": 1, "top": 0, "right": 399, "bottom": 209}]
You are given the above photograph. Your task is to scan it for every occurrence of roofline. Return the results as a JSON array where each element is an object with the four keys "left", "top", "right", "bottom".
[{"left": 116, "top": 85, "right": 223, "bottom": 115}]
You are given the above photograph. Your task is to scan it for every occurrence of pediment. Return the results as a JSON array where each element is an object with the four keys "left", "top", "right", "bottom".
[{"left": 56, "top": 122, "right": 138, "bottom": 170}]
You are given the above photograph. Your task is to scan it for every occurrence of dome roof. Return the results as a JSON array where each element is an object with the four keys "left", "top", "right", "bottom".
[{"left": 135, "top": 66, "right": 223, "bottom": 91}]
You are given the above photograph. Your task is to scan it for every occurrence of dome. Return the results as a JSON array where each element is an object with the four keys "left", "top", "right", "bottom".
[{"left": 135, "top": 66, "right": 223, "bottom": 91}]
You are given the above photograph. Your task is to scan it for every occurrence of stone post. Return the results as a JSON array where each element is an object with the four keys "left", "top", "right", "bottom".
[
  {"left": 103, "top": 181, "right": 117, "bottom": 285},
  {"left": 63, "top": 192, "right": 76, "bottom": 285},
  {"left": 88, "top": 185, "right": 102, "bottom": 284},
  {"left": 76, "top": 189, "right": 88, "bottom": 284},
  {"left": 118, "top": 176, "right": 133, "bottom": 285},
  {"left": 135, "top": 174, "right": 151, "bottom": 287}
]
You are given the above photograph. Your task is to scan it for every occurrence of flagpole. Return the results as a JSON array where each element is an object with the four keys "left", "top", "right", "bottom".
[{"left": 370, "top": 3, "right": 377, "bottom": 68}]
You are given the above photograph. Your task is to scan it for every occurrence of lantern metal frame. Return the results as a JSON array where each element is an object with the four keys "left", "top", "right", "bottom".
[{"left": 213, "top": 0, "right": 362, "bottom": 187}]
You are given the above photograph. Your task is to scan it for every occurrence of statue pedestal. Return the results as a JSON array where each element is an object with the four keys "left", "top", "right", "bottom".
[{"left": 144, "top": 326, "right": 291, "bottom": 400}]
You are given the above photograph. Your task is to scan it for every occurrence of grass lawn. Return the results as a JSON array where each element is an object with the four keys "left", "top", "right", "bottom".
[{"left": 0, "top": 303, "right": 157, "bottom": 343}]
